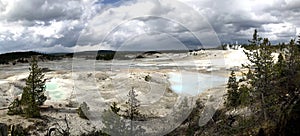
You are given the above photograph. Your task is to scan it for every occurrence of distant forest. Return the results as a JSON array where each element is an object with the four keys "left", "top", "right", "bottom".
[
  {"left": 0, "top": 50, "right": 190, "bottom": 65},
  {"left": 0, "top": 51, "right": 62, "bottom": 65}
]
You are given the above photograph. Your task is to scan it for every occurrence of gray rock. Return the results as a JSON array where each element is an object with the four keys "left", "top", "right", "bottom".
[{"left": 0, "top": 123, "right": 8, "bottom": 136}]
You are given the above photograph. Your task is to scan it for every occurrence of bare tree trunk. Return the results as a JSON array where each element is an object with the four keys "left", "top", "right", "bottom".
[{"left": 261, "top": 93, "right": 267, "bottom": 121}]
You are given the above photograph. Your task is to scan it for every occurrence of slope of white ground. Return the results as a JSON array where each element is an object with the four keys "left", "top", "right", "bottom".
[{"left": 0, "top": 48, "right": 257, "bottom": 135}]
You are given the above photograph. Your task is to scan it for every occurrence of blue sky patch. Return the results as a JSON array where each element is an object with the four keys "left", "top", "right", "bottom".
[{"left": 101, "top": 0, "right": 122, "bottom": 4}]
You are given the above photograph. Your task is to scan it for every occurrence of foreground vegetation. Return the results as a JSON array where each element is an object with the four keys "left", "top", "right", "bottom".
[{"left": 223, "top": 30, "right": 300, "bottom": 135}]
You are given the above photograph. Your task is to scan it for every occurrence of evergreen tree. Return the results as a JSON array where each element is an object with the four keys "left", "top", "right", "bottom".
[
  {"left": 246, "top": 29, "right": 262, "bottom": 50},
  {"left": 275, "top": 39, "right": 300, "bottom": 134},
  {"left": 275, "top": 53, "right": 286, "bottom": 76},
  {"left": 124, "top": 87, "right": 145, "bottom": 135},
  {"left": 102, "top": 88, "right": 145, "bottom": 136},
  {"left": 20, "top": 56, "right": 47, "bottom": 118},
  {"left": 248, "top": 29, "right": 260, "bottom": 46},
  {"left": 238, "top": 85, "right": 250, "bottom": 107},
  {"left": 125, "top": 87, "right": 141, "bottom": 121},
  {"left": 243, "top": 31, "right": 276, "bottom": 121},
  {"left": 21, "top": 57, "right": 47, "bottom": 106},
  {"left": 23, "top": 95, "right": 40, "bottom": 118},
  {"left": 225, "top": 71, "right": 240, "bottom": 109}
]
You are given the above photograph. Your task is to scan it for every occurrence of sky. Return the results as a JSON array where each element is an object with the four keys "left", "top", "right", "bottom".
[{"left": 0, "top": 0, "right": 299, "bottom": 53}]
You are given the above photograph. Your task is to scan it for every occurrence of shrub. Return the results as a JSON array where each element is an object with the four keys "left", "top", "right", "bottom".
[
  {"left": 7, "top": 98, "right": 23, "bottom": 115},
  {"left": 145, "top": 75, "right": 151, "bottom": 82}
]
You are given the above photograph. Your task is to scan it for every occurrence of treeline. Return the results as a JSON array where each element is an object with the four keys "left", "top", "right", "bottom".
[
  {"left": 0, "top": 51, "right": 61, "bottom": 65},
  {"left": 51, "top": 50, "right": 117, "bottom": 60}
]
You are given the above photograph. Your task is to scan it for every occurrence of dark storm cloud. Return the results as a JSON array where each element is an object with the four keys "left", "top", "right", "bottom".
[
  {"left": 134, "top": 16, "right": 190, "bottom": 34},
  {"left": 0, "top": 0, "right": 97, "bottom": 53},
  {"left": 262, "top": 0, "right": 300, "bottom": 28},
  {"left": 0, "top": 0, "right": 299, "bottom": 53},
  {"left": 183, "top": 0, "right": 299, "bottom": 44}
]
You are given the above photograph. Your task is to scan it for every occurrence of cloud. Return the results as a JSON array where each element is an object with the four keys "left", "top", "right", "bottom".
[
  {"left": 0, "top": 0, "right": 96, "bottom": 53},
  {"left": 0, "top": 0, "right": 85, "bottom": 22},
  {"left": 0, "top": 0, "right": 299, "bottom": 53},
  {"left": 179, "top": 0, "right": 299, "bottom": 43},
  {"left": 0, "top": 19, "right": 86, "bottom": 53},
  {"left": 77, "top": 0, "right": 219, "bottom": 51}
]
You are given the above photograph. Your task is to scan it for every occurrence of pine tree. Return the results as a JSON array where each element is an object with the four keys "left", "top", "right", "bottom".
[
  {"left": 20, "top": 56, "right": 47, "bottom": 118},
  {"left": 102, "top": 88, "right": 145, "bottom": 136},
  {"left": 248, "top": 29, "right": 260, "bottom": 46},
  {"left": 246, "top": 29, "right": 262, "bottom": 50},
  {"left": 243, "top": 31, "right": 276, "bottom": 121},
  {"left": 22, "top": 56, "right": 47, "bottom": 106},
  {"left": 124, "top": 87, "right": 143, "bottom": 135},
  {"left": 238, "top": 85, "right": 250, "bottom": 107},
  {"left": 274, "top": 53, "right": 287, "bottom": 81},
  {"left": 23, "top": 94, "right": 40, "bottom": 118},
  {"left": 225, "top": 71, "right": 240, "bottom": 109},
  {"left": 276, "top": 39, "right": 300, "bottom": 134},
  {"left": 125, "top": 87, "right": 141, "bottom": 121}
]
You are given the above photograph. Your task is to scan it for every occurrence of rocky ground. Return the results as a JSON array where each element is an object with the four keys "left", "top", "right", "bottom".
[{"left": 0, "top": 49, "right": 246, "bottom": 135}]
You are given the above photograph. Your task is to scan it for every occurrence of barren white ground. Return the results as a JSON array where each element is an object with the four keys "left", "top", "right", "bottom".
[{"left": 0, "top": 48, "right": 255, "bottom": 135}]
